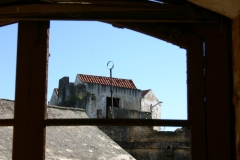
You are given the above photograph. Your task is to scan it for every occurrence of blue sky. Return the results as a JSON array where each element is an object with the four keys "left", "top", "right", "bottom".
[{"left": 0, "top": 21, "right": 187, "bottom": 123}]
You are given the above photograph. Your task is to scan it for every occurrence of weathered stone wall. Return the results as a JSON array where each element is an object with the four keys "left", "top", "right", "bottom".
[
  {"left": 85, "top": 83, "right": 141, "bottom": 117},
  {"left": 98, "top": 126, "right": 190, "bottom": 160},
  {"left": 73, "top": 84, "right": 151, "bottom": 119},
  {"left": 139, "top": 111, "right": 152, "bottom": 119},
  {"left": 57, "top": 77, "right": 69, "bottom": 105},
  {"left": 0, "top": 99, "right": 189, "bottom": 159},
  {"left": 73, "top": 77, "right": 142, "bottom": 118},
  {"left": 52, "top": 81, "right": 144, "bottom": 119},
  {"left": 113, "top": 108, "right": 152, "bottom": 119},
  {"left": 74, "top": 83, "right": 91, "bottom": 112},
  {"left": 86, "top": 83, "right": 141, "bottom": 107},
  {"left": 50, "top": 76, "right": 158, "bottom": 120},
  {"left": 65, "top": 83, "right": 74, "bottom": 101}
]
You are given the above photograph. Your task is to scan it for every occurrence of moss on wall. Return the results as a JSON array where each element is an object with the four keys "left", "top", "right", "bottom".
[{"left": 74, "top": 84, "right": 91, "bottom": 109}]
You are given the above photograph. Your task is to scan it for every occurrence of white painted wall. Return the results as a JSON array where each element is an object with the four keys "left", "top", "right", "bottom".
[
  {"left": 74, "top": 75, "right": 83, "bottom": 86},
  {"left": 85, "top": 83, "right": 142, "bottom": 118},
  {"left": 141, "top": 89, "right": 161, "bottom": 131},
  {"left": 74, "top": 76, "right": 142, "bottom": 118},
  {"left": 49, "top": 90, "right": 58, "bottom": 105}
]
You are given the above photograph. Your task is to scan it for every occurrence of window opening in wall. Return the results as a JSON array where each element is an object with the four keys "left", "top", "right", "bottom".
[
  {"left": 47, "top": 21, "right": 187, "bottom": 130},
  {"left": 107, "top": 97, "right": 120, "bottom": 108},
  {"left": 0, "top": 20, "right": 189, "bottom": 160}
]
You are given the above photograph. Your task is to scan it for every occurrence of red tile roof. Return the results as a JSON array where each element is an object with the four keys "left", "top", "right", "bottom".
[
  {"left": 141, "top": 89, "right": 150, "bottom": 97},
  {"left": 77, "top": 74, "right": 137, "bottom": 89}
]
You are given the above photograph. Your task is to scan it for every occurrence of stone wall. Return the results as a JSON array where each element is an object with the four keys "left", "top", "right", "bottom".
[
  {"left": 65, "top": 83, "right": 74, "bottom": 102},
  {"left": 57, "top": 77, "right": 69, "bottom": 105},
  {"left": 98, "top": 126, "right": 190, "bottom": 160},
  {"left": 113, "top": 108, "right": 152, "bottom": 119},
  {"left": 0, "top": 99, "right": 189, "bottom": 160}
]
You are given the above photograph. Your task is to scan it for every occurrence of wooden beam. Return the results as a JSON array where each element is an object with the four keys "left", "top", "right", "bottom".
[
  {"left": 0, "top": 4, "right": 174, "bottom": 14},
  {"left": 0, "top": 20, "right": 17, "bottom": 27},
  {"left": 13, "top": 21, "right": 49, "bottom": 160},
  {"left": 0, "top": 3, "right": 220, "bottom": 22},
  {"left": 109, "top": 22, "right": 190, "bottom": 48},
  {"left": 232, "top": 14, "right": 240, "bottom": 160},
  {"left": 0, "top": 0, "right": 20, "bottom": 5},
  {"left": 204, "top": 21, "right": 235, "bottom": 160},
  {"left": 186, "top": 24, "right": 206, "bottom": 160},
  {"left": 45, "top": 119, "right": 189, "bottom": 126},
  {"left": 0, "top": 119, "right": 14, "bottom": 126}
]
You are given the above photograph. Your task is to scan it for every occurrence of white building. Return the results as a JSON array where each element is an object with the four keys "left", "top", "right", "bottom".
[
  {"left": 49, "top": 74, "right": 162, "bottom": 123},
  {"left": 141, "top": 89, "right": 162, "bottom": 131}
]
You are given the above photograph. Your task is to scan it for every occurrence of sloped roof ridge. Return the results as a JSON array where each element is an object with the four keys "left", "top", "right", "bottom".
[
  {"left": 78, "top": 73, "right": 132, "bottom": 80},
  {"left": 141, "top": 89, "right": 151, "bottom": 97},
  {"left": 77, "top": 73, "right": 137, "bottom": 89}
]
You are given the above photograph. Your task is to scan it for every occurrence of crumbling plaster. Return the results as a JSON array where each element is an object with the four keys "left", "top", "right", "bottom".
[
  {"left": 50, "top": 75, "right": 161, "bottom": 120},
  {"left": 74, "top": 75, "right": 142, "bottom": 118}
]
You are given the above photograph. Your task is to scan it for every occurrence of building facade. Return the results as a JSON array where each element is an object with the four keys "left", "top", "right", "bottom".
[
  {"left": 49, "top": 74, "right": 161, "bottom": 121},
  {"left": 141, "top": 89, "right": 162, "bottom": 131}
]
